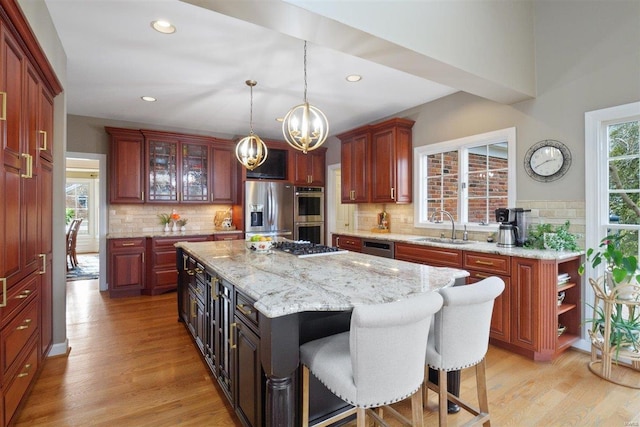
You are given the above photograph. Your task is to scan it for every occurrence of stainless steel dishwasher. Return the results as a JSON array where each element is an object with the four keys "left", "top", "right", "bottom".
[{"left": 361, "top": 238, "right": 395, "bottom": 259}]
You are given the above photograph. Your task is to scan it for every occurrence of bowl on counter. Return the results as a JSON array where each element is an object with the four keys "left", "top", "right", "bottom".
[{"left": 246, "top": 240, "right": 273, "bottom": 253}]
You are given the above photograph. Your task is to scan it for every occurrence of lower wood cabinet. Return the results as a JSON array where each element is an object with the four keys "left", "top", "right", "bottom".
[
  {"left": 394, "top": 242, "right": 463, "bottom": 268},
  {"left": 0, "top": 276, "right": 40, "bottom": 427},
  {"left": 392, "top": 243, "right": 582, "bottom": 361},
  {"left": 332, "top": 234, "right": 363, "bottom": 252},
  {"left": 109, "top": 234, "right": 241, "bottom": 297},
  {"left": 178, "top": 249, "right": 263, "bottom": 427},
  {"left": 147, "top": 235, "right": 210, "bottom": 296},
  {"left": 107, "top": 238, "right": 146, "bottom": 298},
  {"left": 464, "top": 251, "right": 511, "bottom": 343}
]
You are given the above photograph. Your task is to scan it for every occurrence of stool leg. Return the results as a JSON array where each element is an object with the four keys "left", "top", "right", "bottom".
[
  {"left": 356, "top": 407, "right": 367, "bottom": 427},
  {"left": 428, "top": 367, "right": 460, "bottom": 412},
  {"left": 411, "top": 386, "right": 425, "bottom": 427},
  {"left": 476, "top": 358, "right": 491, "bottom": 426},
  {"left": 302, "top": 366, "right": 310, "bottom": 427},
  {"left": 438, "top": 369, "right": 448, "bottom": 427}
]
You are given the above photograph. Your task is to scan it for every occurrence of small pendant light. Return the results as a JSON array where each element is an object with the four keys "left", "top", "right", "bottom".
[
  {"left": 282, "top": 41, "right": 329, "bottom": 154},
  {"left": 236, "top": 80, "right": 268, "bottom": 170}
]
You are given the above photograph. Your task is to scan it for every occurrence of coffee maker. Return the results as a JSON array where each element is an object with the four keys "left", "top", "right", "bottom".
[{"left": 495, "top": 208, "right": 531, "bottom": 247}]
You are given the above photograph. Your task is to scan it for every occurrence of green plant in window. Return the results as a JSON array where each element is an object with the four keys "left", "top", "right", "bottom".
[{"left": 65, "top": 208, "right": 75, "bottom": 225}]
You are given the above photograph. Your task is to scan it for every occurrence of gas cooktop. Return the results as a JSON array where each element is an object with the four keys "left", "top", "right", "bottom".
[{"left": 272, "top": 241, "right": 348, "bottom": 258}]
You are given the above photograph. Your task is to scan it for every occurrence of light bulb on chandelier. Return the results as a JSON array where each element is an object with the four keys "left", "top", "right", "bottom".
[
  {"left": 236, "top": 80, "right": 268, "bottom": 170},
  {"left": 282, "top": 41, "right": 329, "bottom": 154}
]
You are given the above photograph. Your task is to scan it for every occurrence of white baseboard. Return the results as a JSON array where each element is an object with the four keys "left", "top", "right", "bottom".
[{"left": 47, "top": 339, "right": 70, "bottom": 357}]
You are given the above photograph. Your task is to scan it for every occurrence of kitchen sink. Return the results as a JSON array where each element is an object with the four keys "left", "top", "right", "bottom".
[{"left": 413, "top": 237, "right": 476, "bottom": 245}]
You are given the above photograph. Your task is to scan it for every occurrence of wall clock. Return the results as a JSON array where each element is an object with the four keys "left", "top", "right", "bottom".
[{"left": 524, "top": 139, "right": 572, "bottom": 182}]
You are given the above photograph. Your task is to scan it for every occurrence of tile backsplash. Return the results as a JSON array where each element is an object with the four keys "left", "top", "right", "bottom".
[
  {"left": 108, "top": 204, "right": 234, "bottom": 234},
  {"left": 350, "top": 200, "right": 585, "bottom": 246}
]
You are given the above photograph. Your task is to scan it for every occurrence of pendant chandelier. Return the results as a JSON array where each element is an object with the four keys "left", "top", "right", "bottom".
[
  {"left": 236, "top": 80, "right": 268, "bottom": 170},
  {"left": 282, "top": 41, "right": 329, "bottom": 154}
]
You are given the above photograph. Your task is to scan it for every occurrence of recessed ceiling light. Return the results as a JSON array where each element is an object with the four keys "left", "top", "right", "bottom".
[
  {"left": 141, "top": 96, "right": 157, "bottom": 102},
  {"left": 151, "top": 20, "right": 176, "bottom": 34},
  {"left": 346, "top": 74, "right": 362, "bottom": 82}
]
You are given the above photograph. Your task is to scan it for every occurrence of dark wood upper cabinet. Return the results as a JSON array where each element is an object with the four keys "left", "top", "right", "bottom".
[
  {"left": 370, "top": 118, "right": 414, "bottom": 204},
  {"left": 337, "top": 129, "right": 370, "bottom": 203},
  {"left": 106, "top": 127, "right": 145, "bottom": 204},
  {"left": 211, "top": 143, "right": 239, "bottom": 204},
  {"left": 292, "top": 148, "right": 326, "bottom": 186},
  {"left": 337, "top": 117, "right": 413, "bottom": 204}
]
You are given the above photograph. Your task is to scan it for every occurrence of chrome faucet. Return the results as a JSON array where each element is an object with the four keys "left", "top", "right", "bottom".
[{"left": 430, "top": 210, "right": 456, "bottom": 240}]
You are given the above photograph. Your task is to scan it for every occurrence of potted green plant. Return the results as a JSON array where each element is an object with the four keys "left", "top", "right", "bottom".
[
  {"left": 578, "top": 233, "right": 640, "bottom": 289},
  {"left": 580, "top": 234, "right": 640, "bottom": 360},
  {"left": 524, "top": 220, "right": 580, "bottom": 251},
  {"left": 157, "top": 213, "right": 171, "bottom": 232}
]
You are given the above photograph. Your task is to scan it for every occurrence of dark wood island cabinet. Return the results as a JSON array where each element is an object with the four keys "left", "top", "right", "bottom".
[{"left": 175, "top": 240, "right": 468, "bottom": 427}]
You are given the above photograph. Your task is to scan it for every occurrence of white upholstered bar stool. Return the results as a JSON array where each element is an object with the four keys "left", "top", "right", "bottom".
[
  {"left": 425, "top": 276, "right": 505, "bottom": 427},
  {"left": 300, "top": 292, "right": 444, "bottom": 427}
]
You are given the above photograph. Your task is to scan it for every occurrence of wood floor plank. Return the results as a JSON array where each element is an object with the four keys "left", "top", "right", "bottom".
[{"left": 15, "top": 279, "right": 640, "bottom": 426}]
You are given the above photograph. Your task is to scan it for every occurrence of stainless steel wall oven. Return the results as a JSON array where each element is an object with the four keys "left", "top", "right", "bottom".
[
  {"left": 294, "top": 187, "right": 324, "bottom": 223},
  {"left": 294, "top": 187, "right": 324, "bottom": 244}
]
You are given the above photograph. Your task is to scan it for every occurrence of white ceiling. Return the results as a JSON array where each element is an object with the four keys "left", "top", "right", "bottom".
[{"left": 44, "top": 0, "right": 463, "bottom": 140}]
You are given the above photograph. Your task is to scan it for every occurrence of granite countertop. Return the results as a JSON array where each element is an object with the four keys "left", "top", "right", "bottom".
[
  {"left": 107, "top": 228, "right": 242, "bottom": 239},
  {"left": 176, "top": 240, "right": 469, "bottom": 318},
  {"left": 333, "top": 231, "right": 584, "bottom": 260}
]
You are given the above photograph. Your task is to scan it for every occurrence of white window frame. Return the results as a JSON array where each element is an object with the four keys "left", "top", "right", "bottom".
[
  {"left": 413, "top": 127, "right": 516, "bottom": 232},
  {"left": 580, "top": 101, "right": 640, "bottom": 352}
]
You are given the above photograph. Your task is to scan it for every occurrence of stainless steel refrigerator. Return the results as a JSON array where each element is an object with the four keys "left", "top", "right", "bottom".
[{"left": 245, "top": 181, "right": 294, "bottom": 238}]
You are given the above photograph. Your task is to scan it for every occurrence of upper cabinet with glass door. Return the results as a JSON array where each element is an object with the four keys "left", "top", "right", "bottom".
[{"left": 142, "top": 131, "right": 211, "bottom": 204}]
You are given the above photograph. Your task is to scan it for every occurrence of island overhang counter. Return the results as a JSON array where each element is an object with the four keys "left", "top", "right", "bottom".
[{"left": 175, "top": 240, "right": 469, "bottom": 427}]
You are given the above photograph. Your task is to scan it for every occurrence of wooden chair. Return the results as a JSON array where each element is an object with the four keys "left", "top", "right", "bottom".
[{"left": 66, "top": 218, "right": 82, "bottom": 270}]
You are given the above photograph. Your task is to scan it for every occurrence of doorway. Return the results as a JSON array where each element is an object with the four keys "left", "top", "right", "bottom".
[
  {"left": 65, "top": 153, "right": 107, "bottom": 291},
  {"left": 326, "top": 164, "right": 355, "bottom": 243}
]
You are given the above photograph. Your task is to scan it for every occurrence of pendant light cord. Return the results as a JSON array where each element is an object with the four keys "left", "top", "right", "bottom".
[
  {"left": 303, "top": 41, "right": 308, "bottom": 104},
  {"left": 249, "top": 83, "right": 254, "bottom": 134}
]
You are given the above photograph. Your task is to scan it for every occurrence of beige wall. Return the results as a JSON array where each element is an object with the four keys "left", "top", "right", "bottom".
[{"left": 325, "top": 0, "right": 639, "bottom": 237}]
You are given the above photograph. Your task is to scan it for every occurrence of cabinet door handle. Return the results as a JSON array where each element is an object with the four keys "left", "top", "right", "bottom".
[
  {"left": 391, "top": 187, "right": 395, "bottom": 200},
  {"left": 16, "top": 319, "right": 32, "bottom": 330},
  {"left": 336, "top": 237, "right": 340, "bottom": 247},
  {"left": 191, "top": 299, "right": 197, "bottom": 318},
  {"left": 0, "top": 91, "right": 6, "bottom": 120},
  {"left": 194, "top": 268, "right": 203, "bottom": 274},
  {"left": 0, "top": 278, "right": 6, "bottom": 307},
  {"left": 38, "top": 130, "right": 47, "bottom": 151},
  {"left": 16, "top": 289, "right": 33, "bottom": 299},
  {"left": 39, "top": 254, "right": 46, "bottom": 275},
  {"left": 141, "top": 191, "right": 144, "bottom": 201},
  {"left": 236, "top": 304, "right": 252, "bottom": 316},
  {"left": 121, "top": 242, "right": 135, "bottom": 247},
  {"left": 475, "top": 260, "right": 495, "bottom": 266},
  {"left": 17, "top": 364, "right": 32, "bottom": 378},
  {"left": 183, "top": 255, "right": 188, "bottom": 270},
  {"left": 21, "top": 153, "right": 33, "bottom": 178},
  {"left": 474, "top": 273, "right": 491, "bottom": 279},
  {"left": 230, "top": 322, "right": 237, "bottom": 349}
]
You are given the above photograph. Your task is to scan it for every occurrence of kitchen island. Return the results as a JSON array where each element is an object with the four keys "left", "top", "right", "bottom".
[{"left": 175, "top": 240, "right": 469, "bottom": 427}]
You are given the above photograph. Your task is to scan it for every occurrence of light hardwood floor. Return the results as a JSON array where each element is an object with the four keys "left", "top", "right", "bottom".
[{"left": 15, "top": 279, "right": 640, "bottom": 426}]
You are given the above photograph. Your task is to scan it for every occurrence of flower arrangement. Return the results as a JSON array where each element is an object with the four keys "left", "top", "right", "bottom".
[
  {"left": 176, "top": 219, "right": 188, "bottom": 227},
  {"left": 171, "top": 211, "right": 180, "bottom": 222}
]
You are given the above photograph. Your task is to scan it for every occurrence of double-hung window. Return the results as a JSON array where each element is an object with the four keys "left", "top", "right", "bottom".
[{"left": 414, "top": 127, "right": 516, "bottom": 228}]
